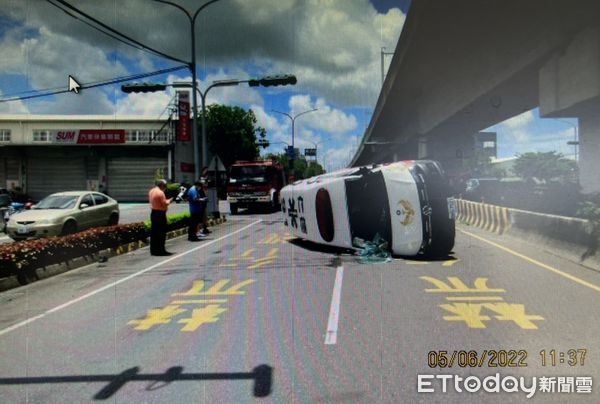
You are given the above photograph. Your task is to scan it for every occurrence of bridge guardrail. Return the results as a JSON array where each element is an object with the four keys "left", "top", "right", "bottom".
[{"left": 456, "top": 198, "right": 599, "bottom": 270}]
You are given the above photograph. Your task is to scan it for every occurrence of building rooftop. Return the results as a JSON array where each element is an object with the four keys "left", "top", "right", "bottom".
[{"left": 0, "top": 114, "right": 168, "bottom": 122}]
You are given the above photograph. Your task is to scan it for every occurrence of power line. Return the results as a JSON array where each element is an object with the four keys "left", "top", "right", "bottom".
[
  {"left": 45, "top": 0, "right": 189, "bottom": 65},
  {"left": 45, "top": 0, "right": 161, "bottom": 59},
  {"left": 0, "top": 65, "right": 188, "bottom": 103}
]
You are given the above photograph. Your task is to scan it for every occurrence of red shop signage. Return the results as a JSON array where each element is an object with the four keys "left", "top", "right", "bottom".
[{"left": 78, "top": 129, "right": 126, "bottom": 144}]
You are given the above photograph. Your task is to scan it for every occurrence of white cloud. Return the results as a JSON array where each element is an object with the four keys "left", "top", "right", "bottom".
[
  {"left": 322, "top": 143, "right": 357, "bottom": 172},
  {"left": 199, "top": 71, "right": 264, "bottom": 107},
  {"left": 1, "top": 0, "right": 406, "bottom": 109},
  {"left": 115, "top": 91, "right": 174, "bottom": 116},
  {"left": 288, "top": 95, "right": 358, "bottom": 134},
  {"left": 252, "top": 104, "right": 286, "bottom": 134},
  {"left": 0, "top": 91, "right": 29, "bottom": 114},
  {"left": 0, "top": 24, "right": 128, "bottom": 93},
  {"left": 502, "top": 110, "right": 535, "bottom": 130}
]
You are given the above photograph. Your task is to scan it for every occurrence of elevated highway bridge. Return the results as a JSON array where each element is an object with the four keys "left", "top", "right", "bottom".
[{"left": 353, "top": 0, "right": 600, "bottom": 193}]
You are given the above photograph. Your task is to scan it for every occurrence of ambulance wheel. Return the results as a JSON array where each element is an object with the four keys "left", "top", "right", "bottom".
[{"left": 230, "top": 204, "right": 238, "bottom": 215}]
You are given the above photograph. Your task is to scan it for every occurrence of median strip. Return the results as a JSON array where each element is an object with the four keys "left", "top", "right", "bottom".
[{"left": 0, "top": 213, "right": 227, "bottom": 292}]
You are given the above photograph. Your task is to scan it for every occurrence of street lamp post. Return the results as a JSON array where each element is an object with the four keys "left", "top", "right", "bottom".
[
  {"left": 271, "top": 108, "right": 318, "bottom": 180},
  {"left": 154, "top": 0, "right": 221, "bottom": 180},
  {"left": 126, "top": 73, "right": 296, "bottom": 180},
  {"left": 554, "top": 118, "right": 579, "bottom": 161}
]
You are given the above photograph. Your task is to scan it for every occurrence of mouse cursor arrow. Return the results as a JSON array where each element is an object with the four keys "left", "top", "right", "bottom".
[{"left": 68, "top": 75, "right": 81, "bottom": 94}]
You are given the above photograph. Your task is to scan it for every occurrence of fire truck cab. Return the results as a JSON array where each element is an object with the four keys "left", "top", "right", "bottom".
[{"left": 227, "top": 160, "right": 286, "bottom": 214}]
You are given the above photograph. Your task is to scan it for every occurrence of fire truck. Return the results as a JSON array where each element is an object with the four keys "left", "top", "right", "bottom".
[{"left": 226, "top": 160, "right": 286, "bottom": 214}]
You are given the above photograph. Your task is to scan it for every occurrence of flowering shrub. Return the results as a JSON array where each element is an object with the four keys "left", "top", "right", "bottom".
[
  {"left": 143, "top": 212, "right": 190, "bottom": 232},
  {"left": 0, "top": 223, "right": 147, "bottom": 280}
]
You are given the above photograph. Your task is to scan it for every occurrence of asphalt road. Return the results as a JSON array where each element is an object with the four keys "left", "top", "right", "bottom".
[{"left": 0, "top": 209, "right": 598, "bottom": 403}]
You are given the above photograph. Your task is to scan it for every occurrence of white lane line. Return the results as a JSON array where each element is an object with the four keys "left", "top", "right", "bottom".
[
  {"left": 0, "top": 219, "right": 263, "bottom": 337},
  {"left": 325, "top": 266, "right": 344, "bottom": 345}
]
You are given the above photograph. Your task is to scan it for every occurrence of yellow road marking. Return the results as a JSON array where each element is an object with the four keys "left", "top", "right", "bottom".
[
  {"left": 442, "top": 259, "right": 460, "bottom": 267},
  {"left": 459, "top": 229, "right": 600, "bottom": 293},
  {"left": 241, "top": 248, "right": 255, "bottom": 258},
  {"left": 128, "top": 305, "right": 186, "bottom": 330},
  {"left": 446, "top": 296, "right": 504, "bottom": 301},
  {"left": 421, "top": 276, "right": 505, "bottom": 293},
  {"left": 439, "top": 303, "right": 490, "bottom": 328},
  {"left": 483, "top": 302, "right": 544, "bottom": 329},
  {"left": 178, "top": 305, "right": 228, "bottom": 332},
  {"left": 173, "top": 279, "right": 256, "bottom": 296},
  {"left": 171, "top": 299, "right": 228, "bottom": 304}
]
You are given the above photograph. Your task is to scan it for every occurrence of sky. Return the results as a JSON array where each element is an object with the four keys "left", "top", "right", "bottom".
[{"left": 0, "top": 0, "right": 578, "bottom": 172}]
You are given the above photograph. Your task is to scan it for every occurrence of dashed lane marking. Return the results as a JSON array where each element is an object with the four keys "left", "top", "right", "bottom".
[{"left": 325, "top": 266, "right": 344, "bottom": 345}]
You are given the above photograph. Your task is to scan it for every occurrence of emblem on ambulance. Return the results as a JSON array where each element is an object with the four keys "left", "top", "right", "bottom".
[{"left": 395, "top": 200, "right": 415, "bottom": 226}]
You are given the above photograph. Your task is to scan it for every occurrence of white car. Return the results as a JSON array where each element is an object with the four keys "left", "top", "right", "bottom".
[
  {"left": 6, "top": 191, "right": 120, "bottom": 241},
  {"left": 280, "top": 160, "right": 455, "bottom": 257}
]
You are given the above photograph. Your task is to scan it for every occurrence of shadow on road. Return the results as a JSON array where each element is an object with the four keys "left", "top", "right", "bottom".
[
  {"left": 395, "top": 253, "right": 456, "bottom": 262},
  {"left": 288, "top": 238, "right": 355, "bottom": 256},
  {"left": 0, "top": 364, "right": 273, "bottom": 400}
]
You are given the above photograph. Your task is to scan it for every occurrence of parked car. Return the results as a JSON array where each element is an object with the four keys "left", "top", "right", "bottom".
[
  {"left": 2, "top": 201, "right": 33, "bottom": 233},
  {"left": 463, "top": 178, "right": 501, "bottom": 202},
  {"left": 6, "top": 191, "right": 119, "bottom": 241},
  {"left": 0, "top": 187, "right": 34, "bottom": 204},
  {"left": 280, "top": 160, "right": 455, "bottom": 257},
  {"left": 0, "top": 192, "right": 10, "bottom": 208}
]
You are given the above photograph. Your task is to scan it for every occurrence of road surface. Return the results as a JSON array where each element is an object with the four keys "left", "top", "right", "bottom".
[{"left": 0, "top": 208, "right": 598, "bottom": 403}]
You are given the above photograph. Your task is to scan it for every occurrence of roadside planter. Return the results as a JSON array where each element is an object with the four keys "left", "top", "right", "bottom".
[{"left": 0, "top": 212, "right": 195, "bottom": 285}]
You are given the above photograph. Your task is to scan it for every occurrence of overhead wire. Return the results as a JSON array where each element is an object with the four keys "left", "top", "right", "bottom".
[
  {"left": 45, "top": 0, "right": 189, "bottom": 65},
  {"left": 0, "top": 65, "right": 188, "bottom": 103},
  {"left": 44, "top": 0, "right": 159, "bottom": 59}
]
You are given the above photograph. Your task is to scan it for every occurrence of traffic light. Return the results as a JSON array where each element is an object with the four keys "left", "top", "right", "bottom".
[
  {"left": 247, "top": 75, "right": 297, "bottom": 87},
  {"left": 259, "top": 75, "right": 297, "bottom": 87},
  {"left": 121, "top": 82, "right": 167, "bottom": 93}
]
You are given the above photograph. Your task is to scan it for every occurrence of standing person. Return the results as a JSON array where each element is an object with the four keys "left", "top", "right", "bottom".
[
  {"left": 199, "top": 177, "right": 211, "bottom": 236},
  {"left": 187, "top": 180, "right": 206, "bottom": 241},
  {"left": 149, "top": 179, "right": 173, "bottom": 256}
]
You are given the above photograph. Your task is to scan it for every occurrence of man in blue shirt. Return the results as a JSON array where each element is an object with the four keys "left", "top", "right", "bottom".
[{"left": 187, "top": 180, "right": 207, "bottom": 241}]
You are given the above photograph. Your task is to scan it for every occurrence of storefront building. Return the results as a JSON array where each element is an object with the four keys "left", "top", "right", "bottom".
[{"left": 0, "top": 114, "right": 191, "bottom": 202}]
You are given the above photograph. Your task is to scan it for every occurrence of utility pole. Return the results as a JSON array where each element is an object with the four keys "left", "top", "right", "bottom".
[
  {"left": 272, "top": 108, "right": 318, "bottom": 181},
  {"left": 154, "top": 0, "right": 221, "bottom": 180},
  {"left": 381, "top": 47, "right": 394, "bottom": 85}
]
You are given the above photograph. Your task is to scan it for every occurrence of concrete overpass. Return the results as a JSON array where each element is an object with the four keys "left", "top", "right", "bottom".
[{"left": 353, "top": 0, "right": 600, "bottom": 193}]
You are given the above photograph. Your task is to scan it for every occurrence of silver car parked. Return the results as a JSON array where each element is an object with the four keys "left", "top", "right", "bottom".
[{"left": 6, "top": 191, "right": 119, "bottom": 241}]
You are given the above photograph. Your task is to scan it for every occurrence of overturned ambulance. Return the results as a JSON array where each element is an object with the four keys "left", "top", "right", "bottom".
[{"left": 280, "top": 160, "right": 455, "bottom": 257}]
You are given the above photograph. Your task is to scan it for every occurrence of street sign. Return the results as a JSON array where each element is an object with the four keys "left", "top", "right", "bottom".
[
  {"left": 286, "top": 146, "right": 296, "bottom": 159},
  {"left": 304, "top": 148, "right": 317, "bottom": 157},
  {"left": 208, "top": 155, "right": 227, "bottom": 172}
]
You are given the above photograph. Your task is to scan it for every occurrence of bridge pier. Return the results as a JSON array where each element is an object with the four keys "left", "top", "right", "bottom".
[{"left": 540, "top": 26, "right": 600, "bottom": 194}]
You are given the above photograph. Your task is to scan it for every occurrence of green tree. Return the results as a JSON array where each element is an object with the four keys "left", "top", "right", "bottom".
[
  {"left": 264, "top": 152, "right": 325, "bottom": 180},
  {"left": 465, "top": 154, "right": 505, "bottom": 178},
  {"left": 203, "top": 104, "right": 267, "bottom": 168},
  {"left": 512, "top": 151, "right": 578, "bottom": 183}
]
